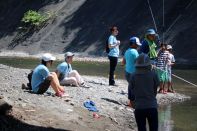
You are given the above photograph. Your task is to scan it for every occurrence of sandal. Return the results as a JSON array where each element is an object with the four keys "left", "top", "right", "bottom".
[
  {"left": 55, "top": 92, "right": 69, "bottom": 97},
  {"left": 167, "top": 89, "right": 175, "bottom": 93}
]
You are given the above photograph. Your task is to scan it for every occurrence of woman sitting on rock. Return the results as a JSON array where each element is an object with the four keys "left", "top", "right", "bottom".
[
  {"left": 56, "top": 52, "right": 84, "bottom": 87},
  {"left": 31, "top": 53, "right": 68, "bottom": 97}
]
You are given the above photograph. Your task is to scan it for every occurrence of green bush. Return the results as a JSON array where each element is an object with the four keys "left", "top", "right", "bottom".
[{"left": 21, "top": 10, "right": 49, "bottom": 27}]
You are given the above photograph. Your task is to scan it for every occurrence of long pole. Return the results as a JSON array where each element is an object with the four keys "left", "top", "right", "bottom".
[
  {"left": 172, "top": 73, "right": 197, "bottom": 87},
  {"left": 162, "top": 0, "right": 165, "bottom": 43},
  {"left": 147, "top": 0, "right": 158, "bottom": 32},
  {"left": 153, "top": 66, "right": 197, "bottom": 88}
]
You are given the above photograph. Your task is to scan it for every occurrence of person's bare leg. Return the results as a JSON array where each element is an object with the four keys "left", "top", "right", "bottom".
[
  {"left": 167, "top": 82, "right": 171, "bottom": 91},
  {"left": 158, "top": 82, "right": 163, "bottom": 93},
  {"left": 49, "top": 72, "right": 65, "bottom": 92}
]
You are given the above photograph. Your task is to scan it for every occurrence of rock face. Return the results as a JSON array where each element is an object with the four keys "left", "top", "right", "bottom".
[
  {"left": 0, "top": 64, "right": 190, "bottom": 130},
  {"left": 0, "top": 0, "right": 197, "bottom": 64}
]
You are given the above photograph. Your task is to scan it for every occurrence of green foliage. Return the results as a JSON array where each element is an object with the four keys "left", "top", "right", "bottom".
[{"left": 21, "top": 10, "right": 49, "bottom": 27}]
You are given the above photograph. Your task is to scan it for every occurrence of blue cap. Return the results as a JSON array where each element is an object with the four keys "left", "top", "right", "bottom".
[
  {"left": 129, "top": 37, "right": 142, "bottom": 46},
  {"left": 146, "top": 29, "right": 156, "bottom": 35}
]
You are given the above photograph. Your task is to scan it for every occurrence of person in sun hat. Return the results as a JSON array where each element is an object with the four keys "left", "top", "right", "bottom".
[
  {"left": 166, "top": 44, "right": 175, "bottom": 93},
  {"left": 140, "top": 29, "right": 158, "bottom": 63},
  {"left": 31, "top": 53, "right": 68, "bottom": 97},
  {"left": 122, "top": 36, "right": 141, "bottom": 82},
  {"left": 128, "top": 53, "right": 159, "bottom": 131},
  {"left": 56, "top": 52, "right": 84, "bottom": 87}
]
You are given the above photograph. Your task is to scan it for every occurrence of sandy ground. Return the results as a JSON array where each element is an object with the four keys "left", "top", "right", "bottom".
[{"left": 0, "top": 64, "right": 190, "bottom": 131}]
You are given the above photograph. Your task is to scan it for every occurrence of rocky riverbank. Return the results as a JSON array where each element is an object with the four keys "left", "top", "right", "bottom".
[{"left": 0, "top": 64, "right": 190, "bottom": 131}]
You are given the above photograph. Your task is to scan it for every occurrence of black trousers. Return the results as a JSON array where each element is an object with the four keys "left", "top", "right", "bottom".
[
  {"left": 134, "top": 108, "right": 158, "bottom": 131},
  {"left": 108, "top": 56, "right": 118, "bottom": 85}
]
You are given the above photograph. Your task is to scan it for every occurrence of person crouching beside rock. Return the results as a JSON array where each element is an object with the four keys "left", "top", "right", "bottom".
[
  {"left": 56, "top": 52, "right": 84, "bottom": 87},
  {"left": 31, "top": 53, "right": 68, "bottom": 97},
  {"left": 128, "top": 54, "right": 159, "bottom": 131}
]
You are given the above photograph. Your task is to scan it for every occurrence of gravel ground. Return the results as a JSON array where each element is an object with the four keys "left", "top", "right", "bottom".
[{"left": 0, "top": 64, "right": 190, "bottom": 131}]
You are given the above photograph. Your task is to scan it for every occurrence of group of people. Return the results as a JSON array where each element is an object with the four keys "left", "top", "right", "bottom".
[
  {"left": 28, "top": 26, "right": 176, "bottom": 131},
  {"left": 31, "top": 52, "right": 84, "bottom": 97},
  {"left": 107, "top": 26, "right": 175, "bottom": 131},
  {"left": 107, "top": 26, "right": 175, "bottom": 93}
]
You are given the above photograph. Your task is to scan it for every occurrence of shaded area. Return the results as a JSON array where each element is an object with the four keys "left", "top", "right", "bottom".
[
  {"left": 0, "top": 0, "right": 64, "bottom": 48},
  {"left": 0, "top": 99, "right": 69, "bottom": 131},
  {"left": 101, "top": 98, "right": 122, "bottom": 105},
  {"left": 61, "top": 0, "right": 152, "bottom": 55},
  {"left": 61, "top": 0, "right": 196, "bottom": 59},
  {"left": 0, "top": 0, "right": 197, "bottom": 63}
]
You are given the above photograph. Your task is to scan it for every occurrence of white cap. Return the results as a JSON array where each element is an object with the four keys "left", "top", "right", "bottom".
[
  {"left": 167, "top": 45, "right": 172, "bottom": 49},
  {"left": 41, "top": 53, "right": 56, "bottom": 61},
  {"left": 130, "top": 37, "right": 142, "bottom": 46},
  {"left": 64, "top": 52, "right": 74, "bottom": 58},
  {"left": 135, "top": 53, "right": 151, "bottom": 67}
]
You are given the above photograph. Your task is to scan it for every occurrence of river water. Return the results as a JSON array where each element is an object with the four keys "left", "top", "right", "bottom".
[{"left": 0, "top": 57, "right": 196, "bottom": 131}]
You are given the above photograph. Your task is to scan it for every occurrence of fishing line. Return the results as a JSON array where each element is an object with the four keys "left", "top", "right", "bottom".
[
  {"left": 153, "top": 66, "right": 197, "bottom": 88},
  {"left": 147, "top": 0, "right": 158, "bottom": 32}
]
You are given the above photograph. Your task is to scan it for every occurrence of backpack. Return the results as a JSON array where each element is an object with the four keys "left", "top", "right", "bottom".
[
  {"left": 27, "top": 70, "right": 33, "bottom": 90},
  {"left": 105, "top": 39, "right": 110, "bottom": 53}
]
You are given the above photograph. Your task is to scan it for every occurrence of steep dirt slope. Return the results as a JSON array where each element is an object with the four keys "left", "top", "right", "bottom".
[{"left": 0, "top": 0, "right": 196, "bottom": 63}]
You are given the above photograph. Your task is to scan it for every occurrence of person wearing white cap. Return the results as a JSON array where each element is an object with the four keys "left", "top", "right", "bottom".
[
  {"left": 166, "top": 45, "right": 175, "bottom": 93},
  {"left": 31, "top": 53, "right": 68, "bottom": 97},
  {"left": 122, "top": 37, "right": 141, "bottom": 82},
  {"left": 140, "top": 29, "right": 158, "bottom": 61},
  {"left": 56, "top": 52, "right": 84, "bottom": 87},
  {"left": 128, "top": 53, "right": 159, "bottom": 131}
]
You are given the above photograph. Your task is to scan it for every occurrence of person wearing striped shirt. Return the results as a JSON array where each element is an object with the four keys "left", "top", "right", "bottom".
[{"left": 156, "top": 43, "right": 169, "bottom": 94}]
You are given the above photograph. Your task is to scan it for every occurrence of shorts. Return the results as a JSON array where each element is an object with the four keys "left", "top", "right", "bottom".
[
  {"left": 156, "top": 68, "right": 168, "bottom": 82},
  {"left": 37, "top": 79, "right": 51, "bottom": 94},
  {"left": 167, "top": 69, "right": 172, "bottom": 82}
]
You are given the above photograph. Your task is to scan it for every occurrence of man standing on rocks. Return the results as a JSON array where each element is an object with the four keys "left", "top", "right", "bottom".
[
  {"left": 128, "top": 54, "right": 159, "bottom": 131},
  {"left": 122, "top": 37, "right": 141, "bottom": 82},
  {"left": 31, "top": 53, "right": 67, "bottom": 97},
  {"left": 107, "top": 26, "right": 120, "bottom": 86},
  {"left": 56, "top": 52, "right": 84, "bottom": 87}
]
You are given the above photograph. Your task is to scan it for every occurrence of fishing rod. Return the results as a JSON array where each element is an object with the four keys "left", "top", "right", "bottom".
[
  {"left": 152, "top": 65, "right": 197, "bottom": 88},
  {"left": 147, "top": 0, "right": 158, "bottom": 32}
]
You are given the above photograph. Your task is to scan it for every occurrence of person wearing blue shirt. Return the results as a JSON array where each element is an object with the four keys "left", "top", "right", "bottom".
[
  {"left": 122, "top": 37, "right": 141, "bottom": 82},
  {"left": 107, "top": 26, "right": 120, "bottom": 86},
  {"left": 31, "top": 53, "right": 67, "bottom": 97},
  {"left": 56, "top": 52, "right": 84, "bottom": 87}
]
